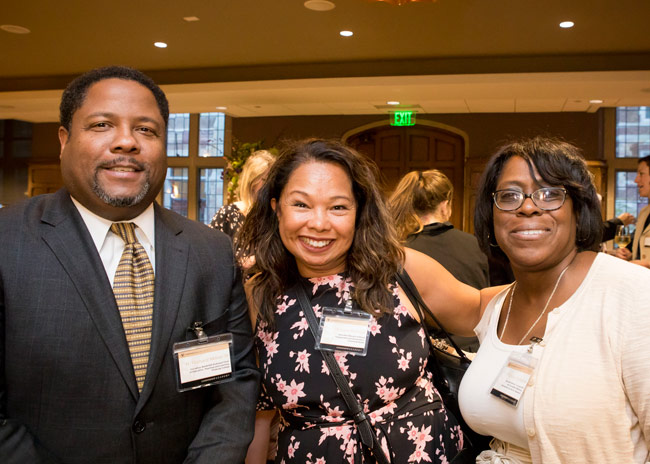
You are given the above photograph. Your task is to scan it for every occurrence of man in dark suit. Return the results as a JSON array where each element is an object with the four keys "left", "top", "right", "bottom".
[{"left": 0, "top": 66, "right": 260, "bottom": 463}]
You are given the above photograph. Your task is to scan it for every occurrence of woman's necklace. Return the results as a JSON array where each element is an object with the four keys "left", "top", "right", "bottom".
[{"left": 499, "top": 263, "right": 571, "bottom": 345}]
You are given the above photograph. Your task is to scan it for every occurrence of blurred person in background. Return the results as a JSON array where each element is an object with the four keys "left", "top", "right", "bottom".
[
  {"left": 389, "top": 169, "right": 489, "bottom": 352},
  {"left": 615, "top": 155, "right": 650, "bottom": 268},
  {"left": 211, "top": 150, "right": 275, "bottom": 244}
]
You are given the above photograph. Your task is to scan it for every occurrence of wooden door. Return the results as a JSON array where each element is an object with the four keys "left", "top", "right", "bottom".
[{"left": 347, "top": 125, "right": 466, "bottom": 229}]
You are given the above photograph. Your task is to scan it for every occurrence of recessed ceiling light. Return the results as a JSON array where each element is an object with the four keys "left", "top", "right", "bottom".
[
  {"left": 215, "top": 106, "right": 228, "bottom": 111},
  {"left": 304, "top": 0, "right": 335, "bottom": 11},
  {"left": 387, "top": 101, "right": 400, "bottom": 105},
  {"left": 183, "top": 16, "right": 200, "bottom": 22},
  {"left": 559, "top": 21, "right": 574, "bottom": 29},
  {"left": 1, "top": 24, "right": 31, "bottom": 34},
  {"left": 340, "top": 30, "right": 353, "bottom": 37},
  {"left": 589, "top": 99, "right": 603, "bottom": 104},
  {"left": 154, "top": 42, "right": 168, "bottom": 48}
]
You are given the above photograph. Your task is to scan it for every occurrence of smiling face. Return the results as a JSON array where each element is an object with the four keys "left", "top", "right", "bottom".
[
  {"left": 493, "top": 156, "right": 577, "bottom": 273},
  {"left": 635, "top": 161, "right": 650, "bottom": 199},
  {"left": 272, "top": 161, "right": 357, "bottom": 277},
  {"left": 59, "top": 78, "right": 167, "bottom": 221}
]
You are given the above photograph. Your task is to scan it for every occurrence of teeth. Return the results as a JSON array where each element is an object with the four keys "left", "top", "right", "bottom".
[
  {"left": 110, "top": 167, "right": 136, "bottom": 172},
  {"left": 518, "top": 230, "right": 545, "bottom": 235},
  {"left": 301, "top": 237, "right": 331, "bottom": 248}
]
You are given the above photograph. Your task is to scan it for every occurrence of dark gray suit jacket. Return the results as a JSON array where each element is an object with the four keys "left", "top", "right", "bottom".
[{"left": 0, "top": 189, "right": 260, "bottom": 464}]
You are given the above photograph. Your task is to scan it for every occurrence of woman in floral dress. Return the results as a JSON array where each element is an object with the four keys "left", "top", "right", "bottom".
[
  {"left": 210, "top": 150, "right": 275, "bottom": 248},
  {"left": 238, "top": 139, "right": 492, "bottom": 463}
]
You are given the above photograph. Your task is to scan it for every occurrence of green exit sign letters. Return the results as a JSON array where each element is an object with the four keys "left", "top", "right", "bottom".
[{"left": 391, "top": 111, "right": 416, "bottom": 126}]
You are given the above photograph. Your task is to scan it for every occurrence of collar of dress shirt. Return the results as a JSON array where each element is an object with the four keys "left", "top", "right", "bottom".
[{"left": 69, "top": 196, "right": 156, "bottom": 253}]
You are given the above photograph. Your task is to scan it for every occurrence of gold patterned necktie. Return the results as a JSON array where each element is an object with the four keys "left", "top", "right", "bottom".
[{"left": 110, "top": 222, "right": 154, "bottom": 392}]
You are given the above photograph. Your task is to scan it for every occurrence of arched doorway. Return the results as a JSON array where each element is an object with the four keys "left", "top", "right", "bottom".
[{"left": 345, "top": 123, "right": 467, "bottom": 229}]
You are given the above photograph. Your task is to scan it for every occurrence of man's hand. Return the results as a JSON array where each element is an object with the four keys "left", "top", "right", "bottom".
[
  {"left": 617, "top": 212, "right": 635, "bottom": 226},
  {"left": 615, "top": 247, "right": 632, "bottom": 261}
]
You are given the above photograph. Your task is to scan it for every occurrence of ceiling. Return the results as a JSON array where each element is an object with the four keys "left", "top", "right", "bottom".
[{"left": 2, "top": 0, "right": 650, "bottom": 122}]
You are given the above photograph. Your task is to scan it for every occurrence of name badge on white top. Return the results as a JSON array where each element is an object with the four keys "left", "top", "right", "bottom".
[
  {"left": 315, "top": 300, "right": 372, "bottom": 356},
  {"left": 490, "top": 337, "right": 543, "bottom": 407}
]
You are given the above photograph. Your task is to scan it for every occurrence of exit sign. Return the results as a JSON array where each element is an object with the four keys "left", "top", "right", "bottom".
[{"left": 391, "top": 111, "right": 416, "bottom": 126}]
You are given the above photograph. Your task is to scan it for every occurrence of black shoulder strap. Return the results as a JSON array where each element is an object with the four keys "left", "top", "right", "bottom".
[
  {"left": 295, "top": 282, "right": 391, "bottom": 464},
  {"left": 396, "top": 270, "right": 471, "bottom": 364}
]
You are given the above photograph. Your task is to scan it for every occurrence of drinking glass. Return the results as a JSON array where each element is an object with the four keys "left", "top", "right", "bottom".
[{"left": 614, "top": 225, "right": 631, "bottom": 248}]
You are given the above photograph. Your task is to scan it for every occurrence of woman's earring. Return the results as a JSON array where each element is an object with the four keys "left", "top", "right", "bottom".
[{"left": 488, "top": 233, "right": 500, "bottom": 248}]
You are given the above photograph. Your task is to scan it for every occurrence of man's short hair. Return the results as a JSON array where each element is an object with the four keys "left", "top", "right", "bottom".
[
  {"left": 638, "top": 155, "right": 650, "bottom": 167},
  {"left": 59, "top": 66, "right": 169, "bottom": 131}
]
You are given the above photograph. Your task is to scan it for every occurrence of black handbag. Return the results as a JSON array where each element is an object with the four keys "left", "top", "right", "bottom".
[{"left": 396, "top": 270, "right": 491, "bottom": 463}]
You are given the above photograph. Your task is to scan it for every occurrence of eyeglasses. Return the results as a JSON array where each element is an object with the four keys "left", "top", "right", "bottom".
[{"left": 492, "top": 187, "right": 567, "bottom": 211}]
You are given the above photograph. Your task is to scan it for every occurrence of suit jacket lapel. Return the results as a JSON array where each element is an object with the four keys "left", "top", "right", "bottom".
[
  {"left": 138, "top": 204, "right": 189, "bottom": 406},
  {"left": 40, "top": 189, "right": 139, "bottom": 400}
]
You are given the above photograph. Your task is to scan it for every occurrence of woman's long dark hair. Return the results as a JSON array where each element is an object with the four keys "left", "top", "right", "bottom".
[{"left": 237, "top": 138, "right": 404, "bottom": 325}]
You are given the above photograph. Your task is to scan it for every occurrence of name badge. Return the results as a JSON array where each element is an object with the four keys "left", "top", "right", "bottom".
[
  {"left": 173, "top": 324, "right": 234, "bottom": 392},
  {"left": 644, "top": 237, "right": 650, "bottom": 247},
  {"left": 490, "top": 337, "right": 543, "bottom": 407},
  {"left": 315, "top": 305, "right": 372, "bottom": 356}
]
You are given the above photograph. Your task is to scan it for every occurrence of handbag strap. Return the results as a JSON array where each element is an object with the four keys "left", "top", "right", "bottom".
[
  {"left": 295, "top": 282, "right": 391, "bottom": 464},
  {"left": 396, "top": 270, "right": 471, "bottom": 364}
]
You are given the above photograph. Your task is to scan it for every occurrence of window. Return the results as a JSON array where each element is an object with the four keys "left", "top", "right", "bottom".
[
  {"left": 162, "top": 167, "right": 189, "bottom": 217},
  {"left": 609, "top": 107, "right": 650, "bottom": 235},
  {"left": 199, "top": 168, "right": 224, "bottom": 224},
  {"left": 163, "top": 113, "right": 230, "bottom": 224},
  {"left": 616, "top": 107, "right": 650, "bottom": 158},
  {"left": 167, "top": 113, "right": 190, "bottom": 157},
  {"left": 199, "top": 113, "right": 225, "bottom": 157},
  {"left": 615, "top": 170, "right": 648, "bottom": 232}
]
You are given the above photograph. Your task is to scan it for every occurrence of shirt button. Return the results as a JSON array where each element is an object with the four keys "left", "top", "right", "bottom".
[
  {"left": 133, "top": 420, "right": 146, "bottom": 434},
  {"left": 527, "top": 427, "right": 536, "bottom": 438}
]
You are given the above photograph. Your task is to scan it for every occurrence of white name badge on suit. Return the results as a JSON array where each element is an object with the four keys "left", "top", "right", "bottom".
[{"left": 173, "top": 322, "right": 235, "bottom": 392}]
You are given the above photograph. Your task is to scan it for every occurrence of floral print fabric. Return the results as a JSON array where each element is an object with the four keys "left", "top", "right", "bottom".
[
  {"left": 209, "top": 203, "right": 245, "bottom": 241},
  {"left": 256, "top": 274, "right": 464, "bottom": 463}
]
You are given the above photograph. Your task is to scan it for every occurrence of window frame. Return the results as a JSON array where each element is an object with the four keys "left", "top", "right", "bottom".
[
  {"left": 160, "top": 113, "right": 231, "bottom": 221},
  {"left": 605, "top": 108, "right": 648, "bottom": 225}
]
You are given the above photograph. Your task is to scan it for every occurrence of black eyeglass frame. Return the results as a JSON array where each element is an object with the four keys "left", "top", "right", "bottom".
[{"left": 492, "top": 187, "right": 568, "bottom": 212}]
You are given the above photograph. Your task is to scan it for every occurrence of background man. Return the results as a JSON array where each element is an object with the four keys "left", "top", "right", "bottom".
[
  {"left": 0, "top": 66, "right": 259, "bottom": 463},
  {"left": 616, "top": 154, "right": 650, "bottom": 269}
]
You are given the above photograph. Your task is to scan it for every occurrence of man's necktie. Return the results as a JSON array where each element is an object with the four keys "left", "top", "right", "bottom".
[{"left": 110, "top": 222, "right": 154, "bottom": 392}]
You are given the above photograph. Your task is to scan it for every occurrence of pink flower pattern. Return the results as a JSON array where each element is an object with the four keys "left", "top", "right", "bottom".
[
  {"left": 255, "top": 275, "right": 463, "bottom": 463},
  {"left": 290, "top": 349, "right": 311, "bottom": 373}
]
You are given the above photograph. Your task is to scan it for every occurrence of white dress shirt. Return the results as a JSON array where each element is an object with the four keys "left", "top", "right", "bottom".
[{"left": 70, "top": 196, "right": 156, "bottom": 287}]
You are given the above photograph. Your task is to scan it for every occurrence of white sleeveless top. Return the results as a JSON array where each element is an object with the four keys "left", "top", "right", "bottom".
[
  {"left": 458, "top": 286, "right": 531, "bottom": 449},
  {"left": 459, "top": 253, "right": 650, "bottom": 463}
]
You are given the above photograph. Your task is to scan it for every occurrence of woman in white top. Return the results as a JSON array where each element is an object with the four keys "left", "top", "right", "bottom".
[{"left": 458, "top": 137, "right": 650, "bottom": 463}]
